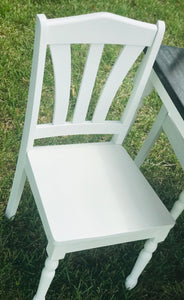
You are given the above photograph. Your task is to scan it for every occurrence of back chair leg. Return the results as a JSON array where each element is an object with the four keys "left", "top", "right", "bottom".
[
  {"left": 125, "top": 238, "right": 158, "bottom": 289},
  {"left": 134, "top": 105, "right": 168, "bottom": 168},
  {"left": 171, "top": 190, "right": 184, "bottom": 220},
  {"left": 5, "top": 165, "right": 26, "bottom": 219},
  {"left": 33, "top": 256, "right": 59, "bottom": 300}
]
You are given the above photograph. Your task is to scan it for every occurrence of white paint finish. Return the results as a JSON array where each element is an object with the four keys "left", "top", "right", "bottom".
[
  {"left": 26, "top": 143, "right": 174, "bottom": 244},
  {"left": 45, "top": 227, "right": 169, "bottom": 260},
  {"left": 73, "top": 44, "right": 104, "bottom": 122},
  {"left": 24, "top": 15, "right": 48, "bottom": 151},
  {"left": 5, "top": 169, "right": 26, "bottom": 219},
  {"left": 93, "top": 45, "right": 143, "bottom": 122},
  {"left": 45, "top": 12, "right": 157, "bottom": 46},
  {"left": 5, "top": 12, "right": 170, "bottom": 296},
  {"left": 136, "top": 70, "right": 184, "bottom": 172},
  {"left": 35, "top": 121, "right": 122, "bottom": 138},
  {"left": 50, "top": 44, "right": 71, "bottom": 124},
  {"left": 5, "top": 14, "right": 47, "bottom": 219},
  {"left": 33, "top": 257, "right": 59, "bottom": 300},
  {"left": 113, "top": 21, "right": 165, "bottom": 144},
  {"left": 163, "top": 116, "right": 184, "bottom": 170},
  {"left": 171, "top": 191, "right": 184, "bottom": 220},
  {"left": 150, "top": 70, "right": 184, "bottom": 138},
  {"left": 125, "top": 238, "right": 158, "bottom": 289},
  {"left": 135, "top": 105, "right": 168, "bottom": 168}
]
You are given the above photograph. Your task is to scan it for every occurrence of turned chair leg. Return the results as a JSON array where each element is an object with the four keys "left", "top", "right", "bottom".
[
  {"left": 125, "top": 191, "right": 184, "bottom": 290},
  {"left": 33, "top": 257, "right": 59, "bottom": 300},
  {"left": 125, "top": 238, "right": 158, "bottom": 290}
]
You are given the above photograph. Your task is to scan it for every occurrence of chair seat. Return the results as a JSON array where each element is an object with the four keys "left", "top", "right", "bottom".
[{"left": 26, "top": 143, "right": 174, "bottom": 247}]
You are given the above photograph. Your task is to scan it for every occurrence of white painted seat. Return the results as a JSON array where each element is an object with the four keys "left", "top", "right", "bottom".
[
  {"left": 5, "top": 12, "right": 176, "bottom": 299},
  {"left": 26, "top": 143, "right": 173, "bottom": 248}
]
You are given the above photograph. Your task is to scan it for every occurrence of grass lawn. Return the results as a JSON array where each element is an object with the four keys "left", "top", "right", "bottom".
[{"left": 0, "top": 0, "right": 184, "bottom": 299}]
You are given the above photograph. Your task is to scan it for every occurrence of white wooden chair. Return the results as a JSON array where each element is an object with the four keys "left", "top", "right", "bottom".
[
  {"left": 5, "top": 13, "right": 177, "bottom": 299},
  {"left": 135, "top": 45, "right": 184, "bottom": 220}
]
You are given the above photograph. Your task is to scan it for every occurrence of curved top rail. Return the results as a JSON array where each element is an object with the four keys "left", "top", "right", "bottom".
[{"left": 37, "top": 12, "right": 158, "bottom": 46}]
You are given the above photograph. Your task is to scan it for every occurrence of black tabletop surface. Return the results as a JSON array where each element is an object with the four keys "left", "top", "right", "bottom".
[{"left": 153, "top": 45, "right": 184, "bottom": 120}]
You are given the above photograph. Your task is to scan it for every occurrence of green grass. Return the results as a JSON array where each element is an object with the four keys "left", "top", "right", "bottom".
[{"left": 1, "top": 0, "right": 184, "bottom": 299}]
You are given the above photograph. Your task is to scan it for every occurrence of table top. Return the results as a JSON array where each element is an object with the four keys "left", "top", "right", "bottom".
[{"left": 153, "top": 45, "right": 184, "bottom": 120}]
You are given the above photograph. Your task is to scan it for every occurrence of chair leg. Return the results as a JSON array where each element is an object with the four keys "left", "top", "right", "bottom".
[
  {"left": 5, "top": 165, "right": 26, "bottom": 219},
  {"left": 170, "top": 190, "right": 184, "bottom": 220},
  {"left": 141, "top": 79, "right": 154, "bottom": 100},
  {"left": 33, "top": 257, "right": 59, "bottom": 300},
  {"left": 125, "top": 193, "right": 184, "bottom": 291},
  {"left": 125, "top": 238, "right": 158, "bottom": 290},
  {"left": 134, "top": 105, "right": 168, "bottom": 168}
]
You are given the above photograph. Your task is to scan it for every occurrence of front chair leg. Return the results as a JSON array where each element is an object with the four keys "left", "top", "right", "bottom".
[
  {"left": 33, "top": 257, "right": 59, "bottom": 300},
  {"left": 125, "top": 238, "right": 158, "bottom": 290}
]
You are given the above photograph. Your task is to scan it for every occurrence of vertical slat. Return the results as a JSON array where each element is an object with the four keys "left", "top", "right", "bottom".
[
  {"left": 72, "top": 44, "right": 104, "bottom": 123},
  {"left": 92, "top": 45, "right": 144, "bottom": 122},
  {"left": 50, "top": 44, "right": 71, "bottom": 124}
]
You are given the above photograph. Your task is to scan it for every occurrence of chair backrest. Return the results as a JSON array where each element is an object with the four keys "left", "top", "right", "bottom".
[{"left": 22, "top": 12, "right": 165, "bottom": 151}]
